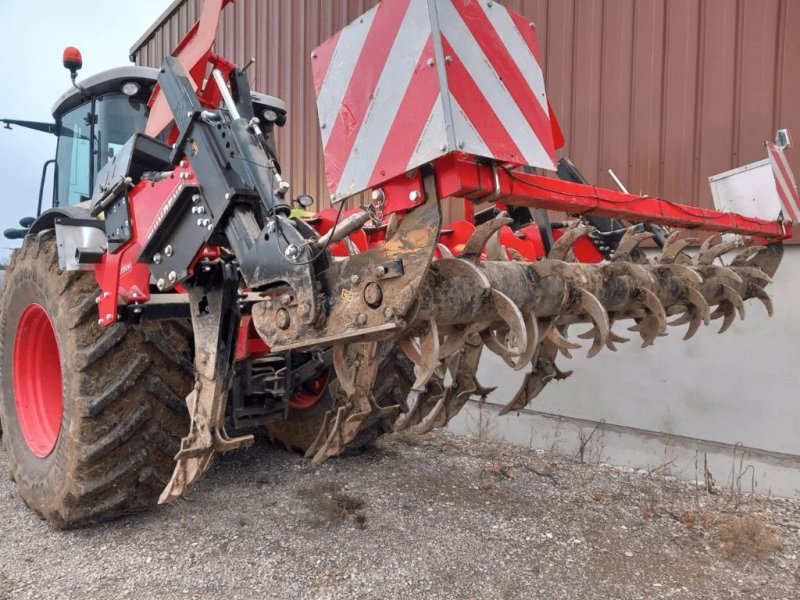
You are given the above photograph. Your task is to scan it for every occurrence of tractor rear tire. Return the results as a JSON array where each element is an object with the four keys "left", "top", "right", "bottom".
[
  {"left": 267, "top": 347, "right": 414, "bottom": 454},
  {"left": 0, "top": 233, "right": 193, "bottom": 528}
]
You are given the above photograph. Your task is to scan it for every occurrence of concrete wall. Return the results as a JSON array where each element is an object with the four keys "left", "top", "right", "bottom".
[{"left": 449, "top": 246, "right": 800, "bottom": 497}]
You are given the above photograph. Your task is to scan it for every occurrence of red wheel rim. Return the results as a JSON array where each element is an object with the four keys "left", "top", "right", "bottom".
[
  {"left": 290, "top": 370, "right": 330, "bottom": 410},
  {"left": 13, "top": 304, "right": 63, "bottom": 458}
]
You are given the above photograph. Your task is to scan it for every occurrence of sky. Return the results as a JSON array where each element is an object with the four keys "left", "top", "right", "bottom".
[{"left": 0, "top": 0, "right": 169, "bottom": 257}]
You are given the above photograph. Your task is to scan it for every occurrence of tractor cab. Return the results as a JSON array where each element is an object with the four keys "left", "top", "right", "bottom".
[
  {"left": 50, "top": 63, "right": 158, "bottom": 208},
  {"left": 0, "top": 49, "right": 158, "bottom": 239},
  {"left": 2, "top": 47, "right": 290, "bottom": 241}
]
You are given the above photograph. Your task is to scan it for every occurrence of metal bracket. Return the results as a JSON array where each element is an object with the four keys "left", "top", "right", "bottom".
[{"left": 159, "top": 263, "right": 253, "bottom": 504}]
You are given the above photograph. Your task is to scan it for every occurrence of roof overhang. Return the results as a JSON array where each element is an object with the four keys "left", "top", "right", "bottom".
[
  {"left": 129, "top": 0, "right": 188, "bottom": 62},
  {"left": 52, "top": 66, "right": 159, "bottom": 119}
]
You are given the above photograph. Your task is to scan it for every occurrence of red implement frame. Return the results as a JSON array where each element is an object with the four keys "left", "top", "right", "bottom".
[
  {"left": 433, "top": 156, "right": 792, "bottom": 241},
  {"left": 145, "top": 0, "right": 235, "bottom": 138}
]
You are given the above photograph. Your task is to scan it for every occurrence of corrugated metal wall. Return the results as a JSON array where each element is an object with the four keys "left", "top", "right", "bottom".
[{"left": 133, "top": 0, "right": 800, "bottom": 224}]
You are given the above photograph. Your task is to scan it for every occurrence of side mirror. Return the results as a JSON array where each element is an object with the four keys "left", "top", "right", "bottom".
[
  {"left": 19, "top": 217, "right": 35, "bottom": 228},
  {"left": 63, "top": 46, "right": 83, "bottom": 88},
  {"left": 4, "top": 228, "right": 28, "bottom": 240}
]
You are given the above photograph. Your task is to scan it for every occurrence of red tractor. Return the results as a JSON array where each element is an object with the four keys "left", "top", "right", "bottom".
[{"left": 0, "top": 0, "right": 791, "bottom": 527}]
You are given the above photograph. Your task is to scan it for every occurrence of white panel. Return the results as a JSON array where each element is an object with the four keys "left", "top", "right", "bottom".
[{"left": 709, "top": 159, "right": 783, "bottom": 221}]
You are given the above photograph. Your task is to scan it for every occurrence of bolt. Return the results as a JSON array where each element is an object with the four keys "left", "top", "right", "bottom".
[
  {"left": 95, "top": 296, "right": 101, "bottom": 304},
  {"left": 371, "top": 189, "right": 385, "bottom": 204},
  {"left": 284, "top": 243, "right": 301, "bottom": 261},
  {"left": 276, "top": 308, "right": 291, "bottom": 330},
  {"left": 105, "top": 314, "right": 113, "bottom": 321},
  {"left": 311, "top": 51, "right": 318, "bottom": 59},
  {"left": 280, "top": 293, "right": 294, "bottom": 306},
  {"left": 164, "top": 245, "right": 174, "bottom": 257},
  {"left": 384, "top": 307, "right": 396, "bottom": 319},
  {"left": 197, "top": 219, "right": 204, "bottom": 227},
  {"left": 445, "top": 55, "right": 453, "bottom": 63},
  {"left": 207, "top": 224, "right": 213, "bottom": 231},
  {"left": 153, "top": 253, "right": 162, "bottom": 265},
  {"left": 427, "top": 58, "right": 435, "bottom": 67},
  {"left": 298, "top": 302, "right": 311, "bottom": 317},
  {"left": 374, "top": 265, "right": 387, "bottom": 278},
  {"left": 356, "top": 313, "right": 368, "bottom": 326},
  {"left": 98, "top": 319, "right": 104, "bottom": 326},
  {"left": 350, "top": 274, "right": 361, "bottom": 285},
  {"left": 192, "top": 194, "right": 201, "bottom": 203},
  {"left": 440, "top": 144, "right": 448, "bottom": 152},
  {"left": 263, "top": 298, "right": 273, "bottom": 309},
  {"left": 168, "top": 271, "right": 177, "bottom": 283},
  {"left": 180, "top": 160, "right": 186, "bottom": 168},
  {"left": 458, "top": 141, "right": 465, "bottom": 149},
  {"left": 224, "top": 192, "right": 232, "bottom": 200},
  {"left": 202, "top": 219, "right": 211, "bottom": 227},
  {"left": 156, "top": 278, "right": 165, "bottom": 290},
  {"left": 103, "top": 291, "right": 111, "bottom": 299},
  {"left": 530, "top": 21, "right": 536, "bottom": 28},
  {"left": 409, "top": 191, "right": 422, "bottom": 203}
]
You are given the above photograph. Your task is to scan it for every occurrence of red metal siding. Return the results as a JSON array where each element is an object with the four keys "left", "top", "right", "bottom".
[{"left": 132, "top": 0, "right": 800, "bottom": 225}]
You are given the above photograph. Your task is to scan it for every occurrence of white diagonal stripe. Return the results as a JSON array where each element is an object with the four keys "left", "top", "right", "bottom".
[
  {"left": 776, "top": 150, "right": 797, "bottom": 187},
  {"left": 450, "top": 96, "right": 491, "bottom": 158},
  {"left": 476, "top": 0, "right": 548, "bottom": 114},
  {"left": 317, "top": 5, "right": 378, "bottom": 149},
  {"left": 334, "top": 0, "right": 432, "bottom": 199},
  {"left": 770, "top": 149, "right": 800, "bottom": 218},
  {"left": 436, "top": 0, "right": 554, "bottom": 170},
  {"left": 408, "top": 94, "right": 448, "bottom": 169}
]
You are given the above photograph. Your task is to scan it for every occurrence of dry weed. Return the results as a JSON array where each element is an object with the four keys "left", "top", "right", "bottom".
[{"left": 718, "top": 515, "right": 780, "bottom": 560}]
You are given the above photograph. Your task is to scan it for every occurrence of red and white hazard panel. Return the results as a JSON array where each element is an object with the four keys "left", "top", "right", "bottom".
[
  {"left": 312, "top": 0, "right": 558, "bottom": 202},
  {"left": 767, "top": 136, "right": 800, "bottom": 222}
]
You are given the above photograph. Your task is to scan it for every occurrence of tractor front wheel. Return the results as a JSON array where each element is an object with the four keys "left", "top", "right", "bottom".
[{"left": 0, "top": 233, "right": 193, "bottom": 527}]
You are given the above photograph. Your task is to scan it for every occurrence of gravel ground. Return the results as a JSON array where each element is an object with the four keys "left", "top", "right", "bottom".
[{"left": 0, "top": 431, "right": 798, "bottom": 600}]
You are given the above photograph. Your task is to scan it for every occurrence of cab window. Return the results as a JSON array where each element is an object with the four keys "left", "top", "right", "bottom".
[
  {"left": 94, "top": 93, "right": 148, "bottom": 172},
  {"left": 55, "top": 104, "right": 92, "bottom": 206}
]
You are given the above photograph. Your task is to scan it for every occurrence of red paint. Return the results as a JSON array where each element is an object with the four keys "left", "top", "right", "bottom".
[
  {"left": 439, "top": 220, "right": 476, "bottom": 256},
  {"left": 440, "top": 37, "right": 524, "bottom": 162},
  {"left": 311, "top": 30, "right": 340, "bottom": 95},
  {"left": 290, "top": 370, "right": 330, "bottom": 410},
  {"left": 13, "top": 304, "right": 63, "bottom": 458},
  {"left": 235, "top": 315, "right": 270, "bottom": 361},
  {"left": 552, "top": 228, "right": 604, "bottom": 263},
  {"left": 322, "top": 0, "right": 412, "bottom": 187},
  {"left": 448, "top": 0, "right": 555, "bottom": 163},
  {"left": 434, "top": 157, "right": 791, "bottom": 240},
  {"left": 146, "top": 0, "right": 235, "bottom": 137},
  {"left": 367, "top": 35, "right": 439, "bottom": 189},
  {"left": 501, "top": 225, "right": 546, "bottom": 260}
]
